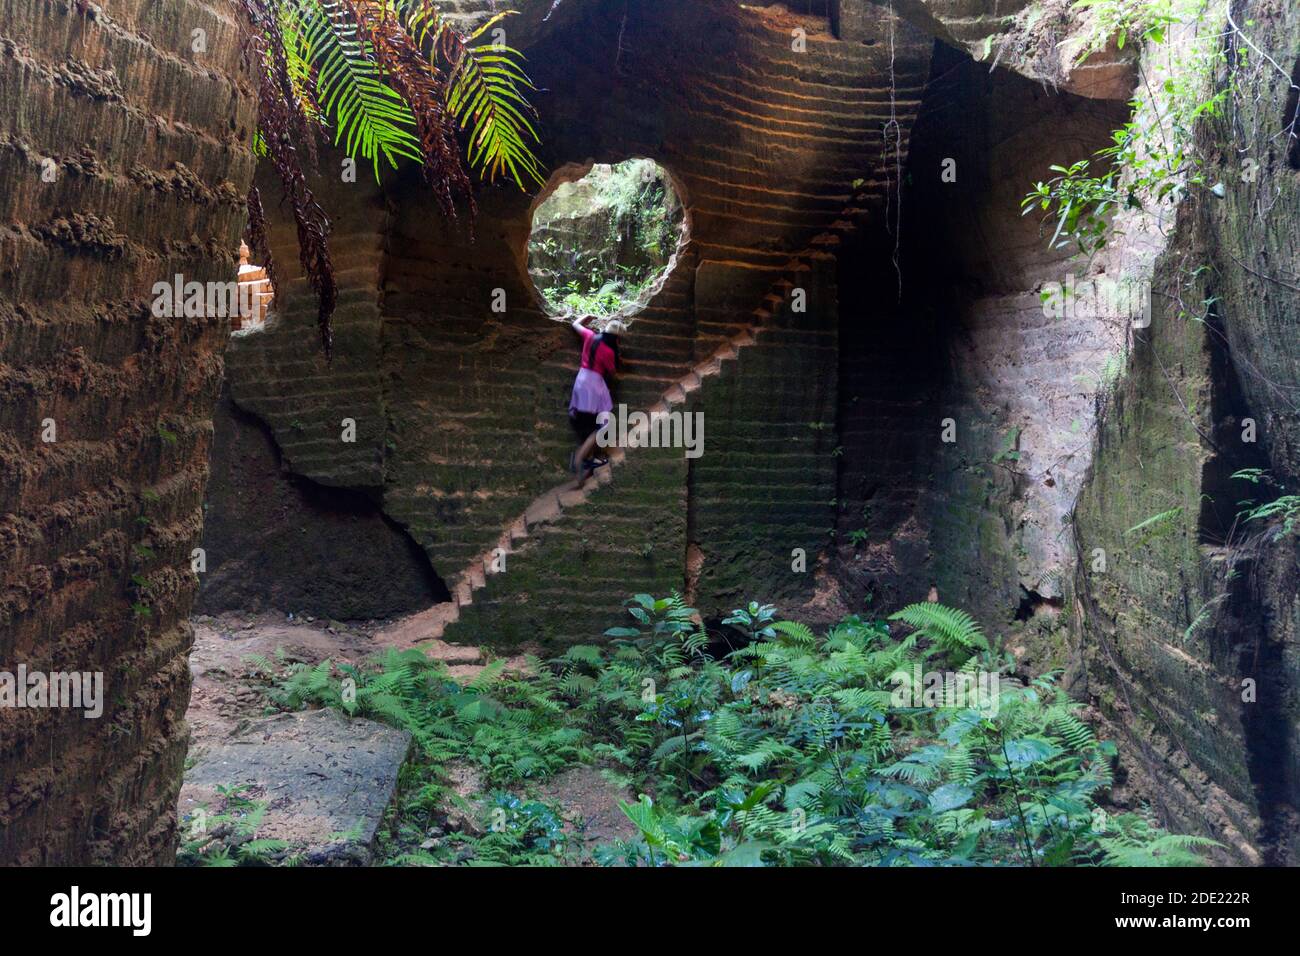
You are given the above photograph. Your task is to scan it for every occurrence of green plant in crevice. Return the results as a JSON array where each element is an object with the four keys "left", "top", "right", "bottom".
[
  {"left": 1023, "top": 0, "right": 1232, "bottom": 255},
  {"left": 1065, "top": 0, "right": 1192, "bottom": 61},
  {"left": 177, "top": 784, "right": 297, "bottom": 867},
  {"left": 992, "top": 426, "right": 1022, "bottom": 465},
  {"left": 1232, "top": 468, "right": 1300, "bottom": 541},
  {"left": 1124, "top": 506, "right": 1184, "bottom": 545}
]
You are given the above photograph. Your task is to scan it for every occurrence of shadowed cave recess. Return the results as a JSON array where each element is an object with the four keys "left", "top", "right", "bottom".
[{"left": 2, "top": 0, "right": 1298, "bottom": 869}]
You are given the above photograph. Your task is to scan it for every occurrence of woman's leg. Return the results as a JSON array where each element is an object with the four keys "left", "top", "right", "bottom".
[
  {"left": 571, "top": 413, "right": 596, "bottom": 485},
  {"left": 574, "top": 430, "right": 601, "bottom": 488}
]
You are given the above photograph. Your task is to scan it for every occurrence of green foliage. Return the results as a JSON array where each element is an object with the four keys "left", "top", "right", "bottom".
[
  {"left": 890, "top": 602, "right": 990, "bottom": 657},
  {"left": 274, "top": 648, "right": 586, "bottom": 786},
  {"left": 1023, "top": 0, "right": 1232, "bottom": 254},
  {"left": 177, "top": 784, "right": 297, "bottom": 867},
  {"left": 544, "top": 276, "right": 652, "bottom": 318},
  {"left": 292, "top": 0, "right": 425, "bottom": 179},
  {"left": 1232, "top": 468, "right": 1300, "bottom": 541},
  {"left": 423, "top": 8, "right": 544, "bottom": 188},
  {"left": 579, "top": 597, "right": 1209, "bottom": 867},
  {"left": 266, "top": 646, "right": 590, "bottom": 865},
  {"left": 388, "top": 792, "right": 574, "bottom": 867},
  {"left": 242, "top": 0, "right": 545, "bottom": 355},
  {"left": 722, "top": 601, "right": 778, "bottom": 641},
  {"left": 1067, "top": 0, "right": 1192, "bottom": 59},
  {"left": 1124, "top": 507, "right": 1184, "bottom": 543},
  {"left": 1093, "top": 813, "right": 1220, "bottom": 865},
  {"left": 274, "top": 1, "right": 542, "bottom": 187},
  {"left": 254, "top": 592, "right": 1211, "bottom": 868}
]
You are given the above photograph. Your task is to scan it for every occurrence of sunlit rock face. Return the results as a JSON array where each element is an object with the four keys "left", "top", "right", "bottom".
[{"left": 844, "top": 0, "right": 1138, "bottom": 98}]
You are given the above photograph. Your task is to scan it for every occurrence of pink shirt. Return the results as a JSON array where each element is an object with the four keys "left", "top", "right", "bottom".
[{"left": 578, "top": 327, "right": 617, "bottom": 379}]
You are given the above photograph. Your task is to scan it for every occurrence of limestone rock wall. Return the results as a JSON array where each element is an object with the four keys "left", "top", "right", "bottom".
[
  {"left": 833, "top": 38, "right": 1131, "bottom": 628},
  {"left": 0, "top": 0, "right": 255, "bottom": 863},
  {"left": 1072, "top": 0, "right": 1300, "bottom": 864}
]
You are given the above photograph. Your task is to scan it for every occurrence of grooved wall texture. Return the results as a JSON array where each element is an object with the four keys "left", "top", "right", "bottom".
[
  {"left": 1073, "top": 1, "right": 1300, "bottom": 865},
  {"left": 212, "top": 0, "right": 934, "bottom": 644},
  {"left": 0, "top": 0, "right": 255, "bottom": 864}
]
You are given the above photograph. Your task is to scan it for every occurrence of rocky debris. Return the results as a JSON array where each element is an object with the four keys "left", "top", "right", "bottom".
[
  {"left": 184, "top": 611, "right": 538, "bottom": 864},
  {"left": 185, "top": 611, "right": 527, "bottom": 766},
  {"left": 129, "top": 161, "right": 215, "bottom": 204},
  {"left": 180, "top": 708, "right": 412, "bottom": 865},
  {"left": 872, "top": 0, "right": 1137, "bottom": 99},
  {"left": 54, "top": 56, "right": 123, "bottom": 101},
  {"left": 440, "top": 763, "right": 487, "bottom": 836}
]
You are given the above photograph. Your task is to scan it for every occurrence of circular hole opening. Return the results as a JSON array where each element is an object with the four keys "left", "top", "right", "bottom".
[{"left": 527, "top": 158, "right": 687, "bottom": 325}]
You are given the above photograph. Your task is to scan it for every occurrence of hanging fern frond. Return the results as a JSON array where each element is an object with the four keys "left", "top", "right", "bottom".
[
  {"left": 240, "top": 0, "right": 339, "bottom": 357},
  {"left": 278, "top": 2, "right": 325, "bottom": 132},
  {"left": 238, "top": 0, "right": 546, "bottom": 356},
  {"left": 431, "top": 9, "right": 544, "bottom": 188},
  {"left": 340, "top": 0, "right": 476, "bottom": 218},
  {"left": 295, "top": 0, "right": 426, "bottom": 181}
]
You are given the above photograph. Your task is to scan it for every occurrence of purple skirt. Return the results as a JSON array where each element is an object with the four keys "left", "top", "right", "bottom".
[{"left": 569, "top": 367, "right": 613, "bottom": 417}]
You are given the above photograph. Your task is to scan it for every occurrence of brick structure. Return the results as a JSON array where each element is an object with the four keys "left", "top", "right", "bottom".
[{"left": 234, "top": 241, "right": 273, "bottom": 330}]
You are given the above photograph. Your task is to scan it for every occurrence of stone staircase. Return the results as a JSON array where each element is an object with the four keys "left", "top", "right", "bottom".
[
  {"left": 376, "top": 190, "right": 868, "bottom": 651},
  {"left": 219, "top": 0, "right": 934, "bottom": 652}
]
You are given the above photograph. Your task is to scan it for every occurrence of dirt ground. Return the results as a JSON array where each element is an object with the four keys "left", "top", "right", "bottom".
[
  {"left": 185, "top": 609, "right": 532, "bottom": 754},
  {"left": 537, "top": 766, "right": 641, "bottom": 849},
  {"left": 182, "top": 610, "right": 632, "bottom": 864}
]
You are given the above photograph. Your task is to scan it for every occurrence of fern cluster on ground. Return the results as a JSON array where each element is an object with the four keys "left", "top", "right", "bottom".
[
  {"left": 225, "top": 594, "right": 1214, "bottom": 867},
  {"left": 177, "top": 784, "right": 299, "bottom": 867}
]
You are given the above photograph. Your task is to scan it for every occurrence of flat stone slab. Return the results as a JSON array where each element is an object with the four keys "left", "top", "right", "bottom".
[{"left": 180, "top": 708, "right": 411, "bottom": 865}]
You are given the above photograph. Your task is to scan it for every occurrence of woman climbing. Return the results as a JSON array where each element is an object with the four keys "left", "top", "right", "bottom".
[{"left": 568, "top": 315, "right": 625, "bottom": 488}]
